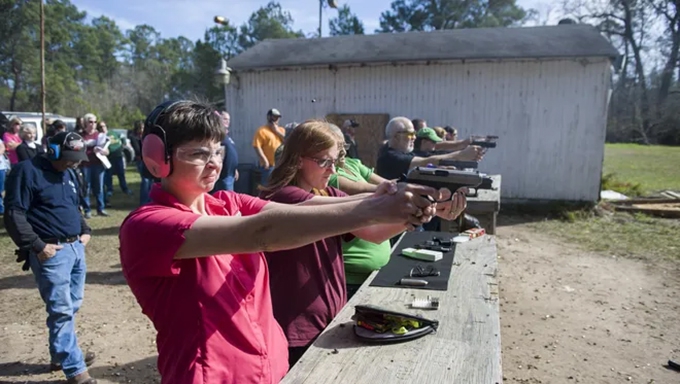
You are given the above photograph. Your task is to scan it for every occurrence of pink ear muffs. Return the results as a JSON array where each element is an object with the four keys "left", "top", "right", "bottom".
[
  {"left": 142, "top": 133, "right": 171, "bottom": 178},
  {"left": 142, "top": 100, "right": 180, "bottom": 178}
]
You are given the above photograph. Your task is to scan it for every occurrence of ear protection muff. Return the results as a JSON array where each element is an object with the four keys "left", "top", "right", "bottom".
[
  {"left": 142, "top": 100, "right": 181, "bottom": 178},
  {"left": 47, "top": 133, "right": 70, "bottom": 161},
  {"left": 47, "top": 143, "right": 61, "bottom": 160}
]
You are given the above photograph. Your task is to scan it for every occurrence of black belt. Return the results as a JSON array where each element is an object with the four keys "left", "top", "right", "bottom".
[{"left": 42, "top": 235, "right": 79, "bottom": 244}]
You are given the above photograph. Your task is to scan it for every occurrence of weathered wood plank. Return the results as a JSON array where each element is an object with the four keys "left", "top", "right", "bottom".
[
  {"left": 467, "top": 175, "right": 502, "bottom": 212},
  {"left": 281, "top": 234, "right": 502, "bottom": 384}
]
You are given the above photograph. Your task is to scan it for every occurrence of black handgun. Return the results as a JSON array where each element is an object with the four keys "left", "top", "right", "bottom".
[
  {"left": 402, "top": 167, "right": 494, "bottom": 198},
  {"left": 439, "top": 160, "right": 478, "bottom": 169},
  {"left": 471, "top": 135, "right": 498, "bottom": 148}
]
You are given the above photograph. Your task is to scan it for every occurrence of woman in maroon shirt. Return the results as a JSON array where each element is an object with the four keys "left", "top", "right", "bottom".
[{"left": 260, "top": 120, "right": 468, "bottom": 367}]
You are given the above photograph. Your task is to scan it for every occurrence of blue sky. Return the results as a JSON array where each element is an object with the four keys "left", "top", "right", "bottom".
[{"left": 71, "top": 0, "right": 561, "bottom": 42}]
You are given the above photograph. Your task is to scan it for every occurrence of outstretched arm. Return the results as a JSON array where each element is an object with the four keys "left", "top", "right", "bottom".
[{"left": 176, "top": 187, "right": 437, "bottom": 259}]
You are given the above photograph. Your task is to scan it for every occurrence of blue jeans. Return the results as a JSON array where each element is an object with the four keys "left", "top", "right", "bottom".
[
  {"left": 105, "top": 156, "right": 130, "bottom": 195},
  {"left": 0, "top": 169, "right": 6, "bottom": 214},
  {"left": 212, "top": 175, "right": 235, "bottom": 192},
  {"left": 136, "top": 161, "right": 153, "bottom": 206},
  {"left": 258, "top": 167, "right": 273, "bottom": 187},
  {"left": 29, "top": 240, "right": 87, "bottom": 379},
  {"left": 81, "top": 164, "right": 106, "bottom": 213}
]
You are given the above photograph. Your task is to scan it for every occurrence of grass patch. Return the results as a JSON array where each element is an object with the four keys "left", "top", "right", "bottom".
[
  {"left": 534, "top": 143, "right": 680, "bottom": 261},
  {"left": 600, "top": 173, "right": 644, "bottom": 197},
  {"left": 604, "top": 143, "right": 680, "bottom": 194},
  {"left": 529, "top": 207, "right": 680, "bottom": 261}
]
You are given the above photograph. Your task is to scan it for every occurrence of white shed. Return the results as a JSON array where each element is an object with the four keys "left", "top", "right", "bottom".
[{"left": 225, "top": 24, "right": 619, "bottom": 202}]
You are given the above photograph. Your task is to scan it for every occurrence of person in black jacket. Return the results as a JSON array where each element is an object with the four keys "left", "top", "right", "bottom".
[
  {"left": 41, "top": 120, "right": 68, "bottom": 150},
  {"left": 341, "top": 119, "right": 360, "bottom": 160},
  {"left": 129, "top": 120, "right": 154, "bottom": 205},
  {"left": 16, "top": 125, "right": 45, "bottom": 162}
]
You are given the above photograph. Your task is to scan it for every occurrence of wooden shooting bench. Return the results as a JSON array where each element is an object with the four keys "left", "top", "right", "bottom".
[
  {"left": 443, "top": 174, "right": 502, "bottom": 235},
  {"left": 281, "top": 232, "right": 502, "bottom": 384}
]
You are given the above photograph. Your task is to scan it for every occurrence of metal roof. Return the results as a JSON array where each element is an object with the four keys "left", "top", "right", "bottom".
[{"left": 228, "top": 24, "right": 620, "bottom": 71}]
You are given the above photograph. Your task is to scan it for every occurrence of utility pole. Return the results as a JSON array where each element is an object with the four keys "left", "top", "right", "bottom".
[
  {"left": 213, "top": 17, "right": 232, "bottom": 110},
  {"left": 40, "top": 0, "right": 46, "bottom": 134},
  {"left": 319, "top": 0, "right": 339, "bottom": 38},
  {"left": 318, "top": 0, "right": 322, "bottom": 38}
]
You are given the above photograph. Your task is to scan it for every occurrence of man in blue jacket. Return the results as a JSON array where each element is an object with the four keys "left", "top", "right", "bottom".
[
  {"left": 212, "top": 111, "right": 239, "bottom": 192},
  {"left": 4, "top": 132, "right": 97, "bottom": 384}
]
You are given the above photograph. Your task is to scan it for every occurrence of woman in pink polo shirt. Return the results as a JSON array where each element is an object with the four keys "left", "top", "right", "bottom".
[
  {"left": 119, "top": 101, "right": 445, "bottom": 384},
  {"left": 259, "top": 120, "right": 468, "bottom": 366}
]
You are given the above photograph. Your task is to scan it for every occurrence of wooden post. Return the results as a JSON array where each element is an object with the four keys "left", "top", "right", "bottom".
[
  {"left": 318, "top": 0, "right": 322, "bottom": 38},
  {"left": 40, "top": 0, "right": 46, "bottom": 134}
]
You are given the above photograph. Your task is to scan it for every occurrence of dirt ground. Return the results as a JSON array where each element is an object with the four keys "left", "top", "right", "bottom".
[{"left": 0, "top": 217, "right": 679, "bottom": 384}]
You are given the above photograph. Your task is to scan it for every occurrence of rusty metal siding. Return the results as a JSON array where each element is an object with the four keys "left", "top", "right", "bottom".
[{"left": 226, "top": 58, "right": 611, "bottom": 201}]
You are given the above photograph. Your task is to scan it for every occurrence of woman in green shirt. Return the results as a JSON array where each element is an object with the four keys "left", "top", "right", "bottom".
[
  {"left": 101, "top": 122, "right": 133, "bottom": 198},
  {"left": 328, "top": 124, "right": 467, "bottom": 298},
  {"left": 326, "top": 124, "right": 399, "bottom": 298},
  {"left": 328, "top": 153, "right": 392, "bottom": 298}
]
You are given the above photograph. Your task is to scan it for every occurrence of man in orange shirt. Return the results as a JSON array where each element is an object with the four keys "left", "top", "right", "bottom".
[{"left": 252, "top": 109, "right": 285, "bottom": 187}]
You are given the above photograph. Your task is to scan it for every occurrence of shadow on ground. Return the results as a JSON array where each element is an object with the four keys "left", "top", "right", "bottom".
[
  {"left": 88, "top": 355, "right": 159, "bottom": 383},
  {"left": 0, "top": 361, "right": 61, "bottom": 383}
]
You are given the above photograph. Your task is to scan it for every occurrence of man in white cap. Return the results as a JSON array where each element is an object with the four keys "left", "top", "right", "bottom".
[{"left": 342, "top": 119, "right": 360, "bottom": 160}]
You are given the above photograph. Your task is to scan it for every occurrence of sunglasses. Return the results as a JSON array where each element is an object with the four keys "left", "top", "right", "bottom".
[
  {"left": 306, "top": 157, "right": 339, "bottom": 169},
  {"left": 397, "top": 131, "right": 416, "bottom": 139}
]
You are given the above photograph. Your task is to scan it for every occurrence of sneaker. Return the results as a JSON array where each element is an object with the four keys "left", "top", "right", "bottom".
[
  {"left": 97, "top": 210, "right": 110, "bottom": 217},
  {"left": 52, "top": 351, "right": 96, "bottom": 372},
  {"left": 84, "top": 212, "right": 91, "bottom": 219}
]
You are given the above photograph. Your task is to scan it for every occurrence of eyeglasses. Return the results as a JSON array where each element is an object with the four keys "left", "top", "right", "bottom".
[
  {"left": 397, "top": 131, "right": 416, "bottom": 139},
  {"left": 176, "top": 146, "right": 225, "bottom": 165},
  {"left": 306, "top": 157, "right": 339, "bottom": 169},
  {"left": 342, "top": 143, "right": 351, "bottom": 151}
]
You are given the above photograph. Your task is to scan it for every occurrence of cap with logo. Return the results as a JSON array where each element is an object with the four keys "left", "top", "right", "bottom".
[
  {"left": 49, "top": 131, "right": 89, "bottom": 162},
  {"left": 416, "top": 127, "right": 443, "bottom": 143},
  {"left": 342, "top": 119, "right": 359, "bottom": 129}
]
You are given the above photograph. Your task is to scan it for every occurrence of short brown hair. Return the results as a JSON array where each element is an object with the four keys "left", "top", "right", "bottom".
[{"left": 152, "top": 100, "right": 224, "bottom": 151}]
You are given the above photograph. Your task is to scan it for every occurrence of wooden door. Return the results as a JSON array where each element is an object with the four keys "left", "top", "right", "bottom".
[{"left": 325, "top": 113, "right": 390, "bottom": 169}]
